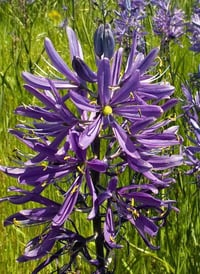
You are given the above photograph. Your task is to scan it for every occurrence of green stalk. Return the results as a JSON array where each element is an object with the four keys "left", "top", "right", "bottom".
[{"left": 91, "top": 136, "right": 105, "bottom": 272}]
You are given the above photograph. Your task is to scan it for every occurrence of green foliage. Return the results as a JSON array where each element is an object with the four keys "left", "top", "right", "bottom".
[{"left": 0, "top": 0, "right": 200, "bottom": 273}]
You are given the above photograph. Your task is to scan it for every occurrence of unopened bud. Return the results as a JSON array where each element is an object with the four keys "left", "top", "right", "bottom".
[
  {"left": 72, "top": 56, "right": 97, "bottom": 82},
  {"left": 94, "top": 23, "right": 115, "bottom": 59}
]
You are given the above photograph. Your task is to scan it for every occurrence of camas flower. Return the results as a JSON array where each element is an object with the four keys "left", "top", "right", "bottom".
[
  {"left": 0, "top": 25, "right": 183, "bottom": 272},
  {"left": 114, "top": 0, "right": 147, "bottom": 46},
  {"left": 182, "top": 83, "right": 200, "bottom": 184},
  {"left": 151, "top": 0, "right": 185, "bottom": 43},
  {"left": 91, "top": 176, "right": 176, "bottom": 250},
  {"left": 187, "top": 6, "right": 200, "bottom": 52}
]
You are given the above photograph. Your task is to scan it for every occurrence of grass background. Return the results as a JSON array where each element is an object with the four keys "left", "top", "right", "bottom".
[{"left": 0, "top": 0, "right": 200, "bottom": 273}]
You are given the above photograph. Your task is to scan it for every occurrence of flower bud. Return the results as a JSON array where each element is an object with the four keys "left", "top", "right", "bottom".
[
  {"left": 94, "top": 23, "right": 115, "bottom": 59},
  {"left": 72, "top": 56, "right": 97, "bottom": 82}
]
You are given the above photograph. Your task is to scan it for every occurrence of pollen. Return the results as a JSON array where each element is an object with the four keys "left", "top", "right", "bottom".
[{"left": 102, "top": 105, "right": 113, "bottom": 116}]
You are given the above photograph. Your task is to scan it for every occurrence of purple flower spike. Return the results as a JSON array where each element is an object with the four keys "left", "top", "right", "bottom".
[
  {"left": 182, "top": 81, "right": 200, "bottom": 184},
  {"left": 152, "top": 1, "right": 185, "bottom": 43},
  {"left": 187, "top": 6, "right": 200, "bottom": 53},
  {"left": 0, "top": 23, "right": 183, "bottom": 273}
]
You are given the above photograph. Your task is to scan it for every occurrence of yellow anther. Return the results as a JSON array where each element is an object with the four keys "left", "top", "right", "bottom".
[
  {"left": 102, "top": 105, "right": 113, "bottom": 116},
  {"left": 130, "top": 92, "right": 135, "bottom": 99},
  {"left": 41, "top": 181, "right": 47, "bottom": 187},
  {"left": 64, "top": 156, "right": 70, "bottom": 161},
  {"left": 41, "top": 163, "right": 48, "bottom": 171},
  {"left": 169, "top": 113, "right": 177, "bottom": 121},
  {"left": 13, "top": 218, "right": 21, "bottom": 227},
  {"left": 109, "top": 86, "right": 120, "bottom": 92},
  {"left": 70, "top": 185, "right": 79, "bottom": 194},
  {"left": 131, "top": 198, "right": 135, "bottom": 207},
  {"left": 77, "top": 166, "right": 85, "bottom": 175},
  {"left": 128, "top": 198, "right": 140, "bottom": 218},
  {"left": 110, "top": 236, "right": 115, "bottom": 242},
  {"left": 90, "top": 100, "right": 97, "bottom": 105},
  {"left": 133, "top": 209, "right": 140, "bottom": 218}
]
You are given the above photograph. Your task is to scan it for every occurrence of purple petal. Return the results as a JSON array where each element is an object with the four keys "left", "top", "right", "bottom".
[
  {"left": 127, "top": 156, "right": 152, "bottom": 173},
  {"left": 136, "top": 133, "right": 180, "bottom": 148},
  {"left": 111, "top": 47, "right": 123, "bottom": 85},
  {"left": 1, "top": 186, "right": 58, "bottom": 206},
  {"left": 69, "top": 90, "right": 100, "bottom": 112},
  {"left": 130, "top": 117, "right": 155, "bottom": 135},
  {"left": 111, "top": 69, "right": 140, "bottom": 105},
  {"left": 97, "top": 58, "right": 111, "bottom": 106},
  {"left": 72, "top": 56, "right": 97, "bottom": 82},
  {"left": 45, "top": 37, "right": 80, "bottom": 83},
  {"left": 130, "top": 214, "right": 159, "bottom": 250},
  {"left": 111, "top": 120, "right": 140, "bottom": 159},
  {"left": 66, "top": 26, "right": 83, "bottom": 60},
  {"left": 24, "top": 84, "right": 57, "bottom": 109},
  {"left": 86, "top": 170, "right": 98, "bottom": 220},
  {"left": 79, "top": 115, "right": 102, "bottom": 149},
  {"left": 161, "top": 98, "right": 178, "bottom": 112},
  {"left": 18, "top": 165, "right": 73, "bottom": 185},
  {"left": 118, "top": 184, "right": 158, "bottom": 195},
  {"left": 121, "top": 192, "right": 163, "bottom": 208},
  {"left": 87, "top": 158, "right": 108, "bottom": 172},
  {"left": 52, "top": 175, "right": 82, "bottom": 226},
  {"left": 138, "top": 82, "right": 174, "bottom": 100},
  {"left": 0, "top": 166, "right": 25, "bottom": 178},
  {"left": 144, "top": 154, "right": 183, "bottom": 170},
  {"left": 19, "top": 207, "right": 59, "bottom": 222},
  {"left": 17, "top": 229, "right": 58, "bottom": 261},
  {"left": 114, "top": 104, "right": 163, "bottom": 119},
  {"left": 123, "top": 31, "right": 137, "bottom": 80},
  {"left": 69, "top": 131, "right": 86, "bottom": 161},
  {"left": 22, "top": 72, "right": 77, "bottom": 90},
  {"left": 104, "top": 207, "right": 122, "bottom": 249},
  {"left": 137, "top": 48, "right": 159, "bottom": 75},
  {"left": 4, "top": 212, "right": 45, "bottom": 226},
  {"left": 108, "top": 177, "right": 118, "bottom": 192}
]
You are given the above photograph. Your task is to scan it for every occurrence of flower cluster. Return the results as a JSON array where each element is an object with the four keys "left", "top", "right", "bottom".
[
  {"left": 151, "top": 0, "right": 185, "bottom": 44},
  {"left": 182, "top": 73, "right": 200, "bottom": 185},
  {"left": 187, "top": 5, "right": 200, "bottom": 53},
  {"left": 114, "top": 0, "right": 147, "bottom": 47},
  {"left": 0, "top": 25, "right": 182, "bottom": 273}
]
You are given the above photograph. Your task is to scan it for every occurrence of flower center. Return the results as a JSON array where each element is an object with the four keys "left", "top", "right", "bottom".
[{"left": 102, "top": 105, "right": 113, "bottom": 116}]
